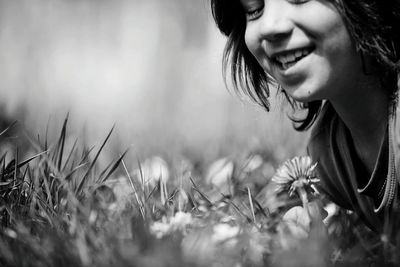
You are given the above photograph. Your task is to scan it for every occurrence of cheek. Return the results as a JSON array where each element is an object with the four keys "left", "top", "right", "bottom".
[
  {"left": 244, "top": 29, "right": 273, "bottom": 75},
  {"left": 244, "top": 29, "right": 257, "bottom": 57},
  {"left": 321, "top": 27, "right": 360, "bottom": 76},
  {"left": 244, "top": 29, "right": 263, "bottom": 63}
]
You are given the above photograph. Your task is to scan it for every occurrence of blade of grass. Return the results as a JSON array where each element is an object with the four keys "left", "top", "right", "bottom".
[
  {"left": 17, "top": 167, "right": 29, "bottom": 206},
  {"left": 0, "top": 153, "right": 7, "bottom": 182},
  {"left": 13, "top": 148, "right": 18, "bottom": 188},
  {"left": 160, "top": 180, "right": 165, "bottom": 206},
  {"left": 189, "top": 177, "right": 213, "bottom": 206},
  {"left": 75, "top": 125, "right": 115, "bottom": 194},
  {"left": 3, "top": 159, "right": 15, "bottom": 176},
  {"left": 136, "top": 159, "right": 146, "bottom": 207},
  {"left": 62, "top": 138, "right": 78, "bottom": 172},
  {"left": 16, "top": 150, "right": 49, "bottom": 170},
  {"left": 97, "top": 161, "right": 114, "bottom": 183},
  {"left": 44, "top": 117, "right": 49, "bottom": 152},
  {"left": 247, "top": 187, "right": 256, "bottom": 224},
  {"left": 0, "top": 181, "right": 13, "bottom": 186},
  {"left": 121, "top": 158, "right": 145, "bottom": 220},
  {"left": 40, "top": 168, "right": 54, "bottom": 210},
  {"left": 99, "top": 149, "right": 128, "bottom": 184},
  {"left": 253, "top": 198, "right": 270, "bottom": 218},
  {"left": 226, "top": 197, "right": 252, "bottom": 221},
  {"left": 237, "top": 186, "right": 270, "bottom": 219},
  {"left": 55, "top": 114, "right": 69, "bottom": 170},
  {"left": 146, "top": 183, "right": 159, "bottom": 202},
  {"left": 65, "top": 162, "right": 87, "bottom": 178},
  {"left": 0, "top": 121, "right": 17, "bottom": 137},
  {"left": 79, "top": 146, "right": 95, "bottom": 165},
  {"left": 2, "top": 128, "right": 49, "bottom": 175}
]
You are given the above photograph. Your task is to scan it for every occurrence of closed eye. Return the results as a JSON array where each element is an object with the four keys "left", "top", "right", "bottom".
[
  {"left": 245, "top": 7, "right": 264, "bottom": 21},
  {"left": 288, "top": 0, "right": 309, "bottom": 4},
  {"left": 240, "top": 0, "right": 264, "bottom": 21}
]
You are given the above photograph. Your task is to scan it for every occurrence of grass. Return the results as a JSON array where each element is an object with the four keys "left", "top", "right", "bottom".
[{"left": 0, "top": 118, "right": 399, "bottom": 267}]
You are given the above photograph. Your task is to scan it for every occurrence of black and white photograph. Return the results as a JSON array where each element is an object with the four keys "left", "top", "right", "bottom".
[{"left": 1, "top": 0, "right": 400, "bottom": 266}]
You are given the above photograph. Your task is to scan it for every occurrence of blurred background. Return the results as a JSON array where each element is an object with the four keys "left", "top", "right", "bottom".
[{"left": 0, "top": 0, "right": 307, "bottom": 162}]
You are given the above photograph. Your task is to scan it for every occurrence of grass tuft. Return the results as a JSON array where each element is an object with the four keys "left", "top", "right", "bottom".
[{"left": 0, "top": 118, "right": 399, "bottom": 267}]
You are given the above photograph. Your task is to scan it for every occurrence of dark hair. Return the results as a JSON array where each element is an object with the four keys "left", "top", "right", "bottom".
[{"left": 210, "top": 0, "right": 400, "bottom": 130}]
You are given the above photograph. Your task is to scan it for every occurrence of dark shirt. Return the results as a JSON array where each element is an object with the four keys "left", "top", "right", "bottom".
[{"left": 307, "top": 102, "right": 399, "bottom": 232}]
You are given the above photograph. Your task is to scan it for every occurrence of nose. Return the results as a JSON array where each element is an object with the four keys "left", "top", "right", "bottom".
[{"left": 258, "top": 1, "right": 293, "bottom": 43}]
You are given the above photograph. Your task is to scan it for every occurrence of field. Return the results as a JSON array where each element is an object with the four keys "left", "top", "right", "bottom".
[
  {"left": 0, "top": 2, "right": 399, "bottom": 265},
  {"left": 0, "top": 117, "right": 399, "bottom": 267}
]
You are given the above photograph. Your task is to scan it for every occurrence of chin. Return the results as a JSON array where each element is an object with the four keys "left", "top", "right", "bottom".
[
  {"left": 285, "top": 89, "right": 318, "bottom": 103},
  {"left": 284, "top": 82, "right": 328, "bottom": 103}
]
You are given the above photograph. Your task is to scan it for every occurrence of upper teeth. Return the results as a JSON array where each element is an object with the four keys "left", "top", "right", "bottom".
[{"left": 275, "top": 49, "right": 311, "bottom": 64}]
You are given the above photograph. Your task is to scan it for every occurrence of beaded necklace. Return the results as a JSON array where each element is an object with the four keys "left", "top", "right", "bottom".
[{"left": 373, "top": 106, "right": 397, "bottom": 212}]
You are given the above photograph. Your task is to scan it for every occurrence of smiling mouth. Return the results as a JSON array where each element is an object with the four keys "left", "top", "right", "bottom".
[{"left": 271, "top": 46, "right": 315, "bottom": 70}]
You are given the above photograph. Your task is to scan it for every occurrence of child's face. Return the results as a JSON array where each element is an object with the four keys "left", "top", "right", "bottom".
[{"left": 242, "top": 0, "right": 364, "bottom": 102}]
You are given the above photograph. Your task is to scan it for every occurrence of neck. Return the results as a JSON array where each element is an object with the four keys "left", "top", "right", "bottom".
[{"left": 330, "top": 76, "right": 389, "bottom": 174}]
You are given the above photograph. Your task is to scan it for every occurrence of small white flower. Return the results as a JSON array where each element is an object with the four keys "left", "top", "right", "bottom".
[
  {"left": 211, "top": 223, "right": 240, "bottom": 244},
  {"left": 4, "top": 228, "right": 17, "bottom": 239},
  {"left": 169, "top": 211, "right": 193, "bottom": 232},
  {"left": 176, "top": 189, "right": 189, "bottom": 212},
  {"left": 205, "top": 158, "right": 234, "bottom": 195},
  {"left": 140, "top": 156, "right": 169, "bottom": 187},
  {"left": 323, "top": 202, "right": 340, "bottom": 225},
  {"left": 282, "top": 206, "right": 311, "bottom": 239},
  {"left": 242, "top": 154, "right": 263, "bottom": 173},
  {"left": 89, "top": 211, "right": 98, "bottom": 224},
  {"left": 149, "top": 212, "right": 192, "bottom": 239},
  {"left": 150, "top": 218, "right": 171, "bottom": 239}
]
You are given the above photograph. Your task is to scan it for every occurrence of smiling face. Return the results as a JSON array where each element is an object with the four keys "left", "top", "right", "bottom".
[{"left": 241, "top": 0, "right": 364, "bottom": 102}]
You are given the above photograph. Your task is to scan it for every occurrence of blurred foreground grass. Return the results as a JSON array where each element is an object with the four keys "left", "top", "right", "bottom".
[{"left": 0, "top": 118, "right": 399, "bottom": 267}]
